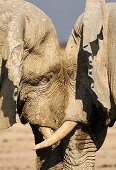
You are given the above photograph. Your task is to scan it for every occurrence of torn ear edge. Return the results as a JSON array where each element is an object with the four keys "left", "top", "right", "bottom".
[
  {"left": 0, "top": 13, "right": 25, "bottom": 129},
  {"left": 82, "top": 1, "right": 111, "bottom": 109},
  {"left": 5, "top": 13, "right": 25, "bottom": 88},
  {"left": 82, "top": 0, "right": 105, "bottom": 53}
]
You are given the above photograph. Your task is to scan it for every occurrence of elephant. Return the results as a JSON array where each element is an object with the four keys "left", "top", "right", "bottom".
[{"left": 0, "top": 0, "right": 116, "bottom": 169}]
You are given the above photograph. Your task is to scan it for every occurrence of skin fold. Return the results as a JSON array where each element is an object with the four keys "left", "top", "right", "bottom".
[{"left": 0, "top": 0, "right": 116, "bottom": 169}]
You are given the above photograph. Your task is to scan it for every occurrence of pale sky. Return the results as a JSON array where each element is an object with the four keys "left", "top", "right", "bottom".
[{"left": 26, "top": 0, "right": 115, "bottom": 42}]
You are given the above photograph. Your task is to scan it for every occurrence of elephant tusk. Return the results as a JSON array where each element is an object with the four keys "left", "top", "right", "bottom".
[
  {"left": 38, "top": 126, "right": 53, "bottom": 139},
  {"left": 33, "top": 121, "right": 77, "bottom": 150}
]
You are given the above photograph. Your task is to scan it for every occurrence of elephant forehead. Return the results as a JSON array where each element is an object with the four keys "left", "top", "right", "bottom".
[{"left": 23, "top": 55, "right": 61, "bottom": 77}]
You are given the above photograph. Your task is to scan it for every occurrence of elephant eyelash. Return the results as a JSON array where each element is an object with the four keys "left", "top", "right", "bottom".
[
  {"left": 39, "top": 67, "right": 60, "bottom": 84},
  {"left": 39, "top": 75, "right": 53, "bottom": 84},
  {"left": 22, "top": 67, "right": 60, "bottom": 86},
  {"left": 51, "top": 68, "right": 60, "bottom": 74},
  {"left": 23, "top": 74, "right": 53, "bottom": 86}
]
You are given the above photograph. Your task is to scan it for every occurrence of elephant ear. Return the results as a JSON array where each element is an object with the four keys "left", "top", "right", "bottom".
[
  {"left": 6, "top": 13, "right": 24, "bottom": 87},
  {"left": 0, "top": 13, "right": 25, "bottom": 129},
  {"left": 83, "top": 0, "right": 105, "bottom": 52},
  {"left": 64, "top": 0, "right": 110, "bottom": 125},
  {"left": 83, "top": 0, "right": 111, "bottom": 109}
]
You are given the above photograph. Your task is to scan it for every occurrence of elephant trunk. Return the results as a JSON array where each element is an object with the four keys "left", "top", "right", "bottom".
[
  {"left": 62, "top": 122, "right": 107, "bottom": 170},
  {"left": 33, "top": 121, "right": 77, "bottom": 150}
]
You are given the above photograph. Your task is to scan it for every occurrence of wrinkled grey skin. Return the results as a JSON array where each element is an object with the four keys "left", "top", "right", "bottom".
[{"left": 0, "top": 0, "right": 116, "bottom": 169}]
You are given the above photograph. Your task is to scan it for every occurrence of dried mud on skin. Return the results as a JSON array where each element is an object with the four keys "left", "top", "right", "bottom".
[{"left": 0, "top": 121, "right": 116, "bottom": 170}]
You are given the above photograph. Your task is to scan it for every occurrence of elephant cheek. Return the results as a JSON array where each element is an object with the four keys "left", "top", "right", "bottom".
[
  {"left": 35, "top": 112, "right": 58, "bottom": 129},
  {"left": 21, "top": 100, "right": 65, "bottom": 129},
  {"left": 35, "top": 103, "right": 65, "bottom": 129}
]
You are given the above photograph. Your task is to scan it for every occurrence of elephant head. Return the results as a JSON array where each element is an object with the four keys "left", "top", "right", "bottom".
[
  {"left": 0, "top": 0, "right": 66, "bottom": 129},
  {"left": 0, "top": 0, "right": 114, "bottom": 169},
  {"left": 0, "top": 1, "right": 66, "bottom": 168}
]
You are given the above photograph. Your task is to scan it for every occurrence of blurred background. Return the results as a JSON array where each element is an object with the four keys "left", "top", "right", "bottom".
[
  {"left": 0, "top": 1, "right": 116, "bottom": 170},
  {"left": 26, "top": 0, "right": 116, "bottom": 42}
]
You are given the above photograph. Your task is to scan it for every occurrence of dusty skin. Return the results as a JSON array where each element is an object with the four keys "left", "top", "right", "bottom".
[
  {"left": 0, "top": 47, "right": 116, "bottom": 170},
  {"left": 0, "top": 119, "right": 116, "bottom": 170}
]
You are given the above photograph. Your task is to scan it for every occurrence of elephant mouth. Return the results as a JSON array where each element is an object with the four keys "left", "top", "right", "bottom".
[
  {"left": 33, "top": 121, "right": 77, "bottom": 150},
  {"left": 17, "top": 97, "right": 77, "bottom": 150}
]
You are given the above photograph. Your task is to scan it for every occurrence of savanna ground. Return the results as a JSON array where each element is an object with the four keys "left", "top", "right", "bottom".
[
  {"left": 0, "top": 45, "right": 116, "bottom": 170},
  {"left": 0, "top": 118, "right": 116, "bottom": 170}
]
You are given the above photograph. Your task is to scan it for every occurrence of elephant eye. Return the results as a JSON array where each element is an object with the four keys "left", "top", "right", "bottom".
[
  {"left": 22, "top": 73, "right": 53, "bottom": 86},
  {"left": 29, "top": 75, "right": 52, "bottom": 86},
  {"left": 40, "top": 75, "right": 52, "bottom": 84}
]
